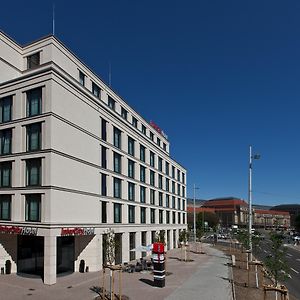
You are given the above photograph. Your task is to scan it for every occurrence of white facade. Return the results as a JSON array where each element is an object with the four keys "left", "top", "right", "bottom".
[{"left": 0, "top": 31, "right": 187, "bottom": 284}]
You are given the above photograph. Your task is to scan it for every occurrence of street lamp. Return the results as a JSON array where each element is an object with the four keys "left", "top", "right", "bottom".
[
  {"left": 248, "top": 145, "right": 260, "bottom": 261},
  {"left": 193, "top": 184, "right": 200, "bottom": 243}
]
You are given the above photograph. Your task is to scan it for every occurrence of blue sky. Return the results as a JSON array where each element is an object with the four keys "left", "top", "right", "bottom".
[{"left": 1, "top": 1, "right": 300, "bottom": 205}]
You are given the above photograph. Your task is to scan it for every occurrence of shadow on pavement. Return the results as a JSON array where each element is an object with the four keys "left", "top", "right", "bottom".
[{"left": 139, "top": 278, "right": 155, "bottom": 287}]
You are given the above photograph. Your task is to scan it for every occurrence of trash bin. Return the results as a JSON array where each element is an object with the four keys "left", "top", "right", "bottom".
[
  {"left": 79, "top": 260, "right": 85, "bottom": 273},
  {"left": 5, "top": 260, "right": 11, "bottom": 275}
]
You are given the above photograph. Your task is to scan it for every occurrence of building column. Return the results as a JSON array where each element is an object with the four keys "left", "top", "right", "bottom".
[
  {"left": 122, "top": 232, "right": 129, "bottom": 262},
  {"left": 135, "top": 231, "right": 142, "bottom": 259},
  {"left": 44, "top": 235, "right": 56, "bottom": 285}
]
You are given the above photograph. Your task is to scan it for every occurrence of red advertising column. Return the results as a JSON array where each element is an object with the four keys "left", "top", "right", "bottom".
[{"left": 152, "top": 242, "right": 165, "bottom": 288}]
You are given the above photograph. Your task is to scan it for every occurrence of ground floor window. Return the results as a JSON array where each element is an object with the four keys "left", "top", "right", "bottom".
[
  {"left": 57, "top": 236, "right": 74, "bottom": 274},
  {"left": 129, "top": 232, "right": 135, "bottom": 261}
]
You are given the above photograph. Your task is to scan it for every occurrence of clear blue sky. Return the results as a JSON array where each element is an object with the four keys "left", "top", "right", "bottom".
[{"left": 1, "top": 1, "right": 300, "bottom": 206}]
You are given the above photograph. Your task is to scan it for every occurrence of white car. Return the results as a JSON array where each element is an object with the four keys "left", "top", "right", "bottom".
[{"left": 293, "top": 236, "right": 300, "bottom": 241}]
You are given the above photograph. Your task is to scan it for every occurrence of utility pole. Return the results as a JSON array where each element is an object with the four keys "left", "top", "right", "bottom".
[{"left": 193, "top": 184, "right": 196, "bottom": 243}]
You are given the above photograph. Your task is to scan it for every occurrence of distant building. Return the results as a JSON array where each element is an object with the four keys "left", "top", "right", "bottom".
[{"left": 271, "top": 204, "right": 300, "bottom": 228}]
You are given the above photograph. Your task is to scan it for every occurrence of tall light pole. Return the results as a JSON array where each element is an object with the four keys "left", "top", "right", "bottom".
[
  {"left": 248, "top": 145, "right": 260, "bottom": 260},
  {"left": 193, "top": 184, "right": 199, "bottom": 243}
]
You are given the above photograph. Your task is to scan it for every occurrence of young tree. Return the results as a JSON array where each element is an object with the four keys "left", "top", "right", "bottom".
[
  {"left": 103, "top": 228, "right": 116, "bottom": 265},
  {"left": 265, "top": 233, "right": 290, "bottom": 287}
]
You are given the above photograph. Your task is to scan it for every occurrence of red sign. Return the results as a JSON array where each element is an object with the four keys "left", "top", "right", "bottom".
[
  {"left": 61, "top": 227, "right": 95, "bottom": 236},
  {"left": 0, "top": 225, "right": 38, "bottom": 236},
  {"left": 153, "top": 242, "right": 165, "bottom": 254},
  {"left": 149, "top": 121, "right": 168, "bottom": 140}
]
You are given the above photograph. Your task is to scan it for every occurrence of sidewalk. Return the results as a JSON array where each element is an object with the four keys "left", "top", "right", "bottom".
[{"left": 0, "top": 243, "right": 232, "bottom": 300}]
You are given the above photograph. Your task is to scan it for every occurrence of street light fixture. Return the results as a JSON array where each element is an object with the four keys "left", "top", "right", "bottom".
[
  {"left": 193, "top": 184, "right": 200, "bottom": 243},
  {"left": 248, "top": 145, "right": 260, "bottom": 261}
]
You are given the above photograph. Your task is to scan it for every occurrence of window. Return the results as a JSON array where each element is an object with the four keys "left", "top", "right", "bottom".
[
  {"left": 172, "top": 166, "right": 175, "bottom": 178},
  {"left": 177, "top": 183, "right": 180, "bottom": 196},
  {"left": 0, "top": 162, "right": 11, "bottom": 187},
  {"left": 113, "top": 178, "right": 122, "bottom": 198},
  {"left": 159, "top": 210, "right": 163, "bottom": 224},
  {"left": 172, "top": 211, "right": 176, "bottom": 224},
  {"left": 129, "top": 232, "right": 136, "bottom": 261},
  {"left": 150, "top": 170, "right": 155, "bottom": 186},
  {"left": 150, "top": 189, "right": 155, "bottom": 205},
  {"left": 26, "top": 158, "right": 41, "bottom": 186},
  {"left": 163, "top": 143, "right": 167, "bottom": 151},
  {"left": 128, "top": 205, "right": 135, "bottom": 223},
  {"left": 140, "top": 165, "right": 146, "bottom": 182},
  {"left": 159, "top": 192, "right": 163, "bottom": 206},
  {"left": 158, "top": 157, "right": 163, "bottom": 172},
  {"left": 165, "top": 162, "right": 169, "bottom": 175},
  {"left": 140, "top": 186, "right": 146, "bottom": 203},
  {"left": 166, "top": 194, "right": 170, "bottom": 208},
  {"left": 150, "top": 208, "right": 155, "bottom": 223},
  {"left": 101, "top": 174, "right": 107, "bottom": 196},
  {"left": 26, "top": 88, "right": 42, "bottom": 117},
  {"left": 182, "top": 186, "right": 185, "bottom": 197},
  {"left": 177, "top": 198, "right": 181, "bottom": 210},
  {"left": 141, "top": 125, "right": 146, "bottom": 135},
  {"left": 178, "top": 212, "right": 181, "bottom": 224},
  {"left": 0, "top": 96, "right": 12, "bottom": 123},
  {"left": 172, "top": 196, "right": 175, "bottom": 209},
  {"left": 132, "top": 116, "right": 138, "bottom": 128},
  {"left": 108, "top": 96, "right": 116, "bottom": 111},
  {"left": 113, "top": 152, "right": 122, "bottom": 173},
  {"left": 172, "top": 181, "right": 175, "bottom": 193},
  {"left": 182, "top": 200, "right": 186, "bottom": 211},
  {"left": 128, "top": 137, "right": 135, "bottom": 156},
  {"left": 101, "top": 119, "right": 107, "bottom": 141},
  {"left": 140, "top": 207, "right": 146, "bottom": 223},
  {"left": 0, "top": 129, "right": 12, "bottom": 155},
  {"left": 25, "top": 194, "right": 41, "bottom": 222},
  {"left": 91, "top": 82, "right": 100, "bottom": 98},
  {"left": 27, "top": 123, "right": 41, "bottom": 152},
  {"left": 165, "top": 178, "right": 169, "bottom": 192},
  {"left": 157, "top": 137, "right": 161, "bottom": 147},
  {"left": 158, "top": 175, "right": 163, "bottom": 189},
  {"left": 128, "top": 159, "right": 135, "bottom": 178},
  {"left": 150, "top": 151, "right": 155, "bottom": 167},
  {"left": 113, "top": 127, "right": 121, "bottom": 149},
  {"left": 114, "top": 203, "right": 122, "bottom": 223},
  {"left": 27, "top": 52, "right": 40, "bottom": 69},
  {"left": 79, "top": 70, "right": 85, "bottom": 86},
  {"left": 0, "top": 195, "right": 11, "bottom": 220},
  {"left": 121, "top": 107, "right": 127, "bottom": 120},
  {"left": 182, "top": 172, "right": 185, "bottom": 184},
  {"left": 102, "top": 201, "right": 107, "bottom": 223},
  {"left": 101, "top": 146, "right": 107, "bottom": 169},
  {"left": 128, "top": 182, "right": 135, "bottom": 201},
  {"left": 166, "top": 211, "right": 170, "bottom": 224},
  {"left": 177, "top": 170, "right": 181, "bottom": 181},
  {"left": 150, "top": 132, "right": 154, "bottom": 141},
  {"left": 140, "top": 145, "right": 145, "bottom": 162}
]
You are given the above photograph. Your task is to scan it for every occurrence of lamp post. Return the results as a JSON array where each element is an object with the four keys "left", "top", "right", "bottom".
[
  {"left": 248, "top": 145, "right": 260, "bottom": 261},
  {"left": 193, "top": 184, "right": 200, "bottom": 243}
]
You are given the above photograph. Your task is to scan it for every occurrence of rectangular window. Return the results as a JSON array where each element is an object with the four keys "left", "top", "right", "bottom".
[
  {"left": 113, "top": 152, "right": 122, "bottom": 173},
  {"left": 150, "top": 151, "right": 155, "bottom": 167},
  {"left": 158, "top": 157, "right": 163, "bottom": 172},
  {"left": 27, "top": 123, "right": 41, "bottom": 152},
  {"left": 140, "top": 186, "right": 146, "bottom": 203},
  {"left": 0, "top": 96, "right": 12, "bottom": 123},
  {"left": 114, "top": 203, "right": 122, "bottom": 223},
  {"left": 163, "top": 143, "right": 167, "bottom": 151},
  {"left": 158, "top": 175, "right": 163, "bottom": 189},
  {"left": 150, "top": 189, "right": 155, "bottom": 205},
  {"left": 159, "top": 210, "right": 163, "bottom": 224},
  {"left": 166, "top": 194, "right": 170, "bottom": 208},
  {"left": 165, "top": 162, "right": 169, "bottom": 176},
  {"left": 102, "top": 201, "right": 107, "bottom": 223},
  {"left": 113, "top": 178, "right": 122, "bottom": 198},
  {"left": 165, "top": 178, "right": 169, "bottom": 192},
  {"left": 128, "top": 205, "right": 135, "bottom": 223},
  {"left": 177, "top": 198, "right": 181, "bottom": 210},
  {"left": 159, "top": 192, "right": 163, "bottom": 206},
  {"left": 128, "top": 182, "right": 135, "bottom": 201},
  {"left": 26, "top": 88, "right": 42, "bottom": 117},
  {"left": 113, "top": 127, "right": 121, "bottom": 149},
  {"left": 141, "top": 125, "right": 146, "bottom": 135},
  {"left": 132, "top": 116, "right": 138, "bottom": 128},
  {"left": 172, "top": 181, "right": 175, "bottom": 193},
  {"left": 25, "top": 194, "right": 41, "bottom": 222},
  {"left": 129, "top": 232, "right": 136, "bottom": 261},
  {"left": 101, "top": 146, "right": 107, "bottom": 169},
  {"left": 27, "top": 52, "right": 40, "bottom": 70},
  {"left": 150, "top": 132, "right": 154, "bottom": 141},
  {"left": 182, "top": 186, "right": 185, "bottom": 198},
  {"left": 172, "top": 211, "right": 176, "bottom": 224},
  {"left": 92, "top": 82, "right": 101, "bottom": 98},
  {"left": 26, "top": 158, "right": 41, "bottom": 186},
  {"left": 101, "top": 173, "right": 107, "bottom": 196},
  {"left": 0, "top": 195, "right": 11, "bottom": 220},
  {"left": 0, "top": 129, "right": 12, "bottom": 155},
  {"left": 178, "top": 212, "right": 181, "bottom": 224},
  {"left": 157, "top": 138, "right": 161, "bottom": 147},
  {"left": 108, "top": 96, "right": 116, "bottom": 111},
  {"left": 140, "top": 165, "right": 146, "bottom": 183},
  {"left": 128, "top": 159, "right": 135, "bottom": 178},
  {"left": 182, "top": 173, "right": 185, "bottom": 184},
  {"left": 121, "top": 107, "right": 127, "bottom": 120},
  {"left": 150, "top": 170, "right": 155, "bottom": 186},
  {"left": 140, "top": 207, "right": 146, "bottom": 224},
  {"left": 177, "top": 170, "right": 181, "bottom": 181},
  {"left": 172, "top": 166, "right": 175, "bottom": 178},
  {"left": 140, "top": 145, "right": 145, "bottom": 162},
  {"left": 0, "top": 162, "right": 11, "bottom": 187},
  {"left": 101, "top": 119, "right": 107, "bottom": 141},
  {"left": 128, "top": 137, "right": 135, "bottom": 156},
  {"left": 150, "top": 208, "right": 155, "bottom": 224},
  {"left": 166, "top": 211, "right": 170, "bottom": 224},
  {"left": 182, "top": 200, "right": 185, "bottom": 211},
  {"left": 177, "top": 183, "right": 180, "bottom": 196},
  {"left": 172, "top": 196, "right": 175, "bottom": 209},
  {"left": 79, "top": 70, "right": 85, "bottom": 86}
]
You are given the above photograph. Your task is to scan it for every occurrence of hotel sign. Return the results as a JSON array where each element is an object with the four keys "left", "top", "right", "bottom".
[
  {"left": 0, "top": 225, "right": 38, "bottom": 236},
  {"left": 149, "top": 121, "right": 168, "bottom": 140},
  {"left": 61, "top": 227, "right": 95, "bottom": 236}
]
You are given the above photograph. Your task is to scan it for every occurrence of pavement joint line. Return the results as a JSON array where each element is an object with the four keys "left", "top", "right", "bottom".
[{"left": 291, "top": 268, "right": 299, "bottom": 274}]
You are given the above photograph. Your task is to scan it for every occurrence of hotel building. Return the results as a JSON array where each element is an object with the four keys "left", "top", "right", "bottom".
[{"left": 0, "top": 31, "right": 187, "bottom": 284}]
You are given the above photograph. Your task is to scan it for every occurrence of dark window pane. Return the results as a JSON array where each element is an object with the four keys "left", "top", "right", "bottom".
[
  {"left": 27, "top": 88, "right": 42, "bottom": 117},
  {"left": 0, "top": 162, "right": 11, "bottom": 187},
  {"left": 0, "top": 96, "right": 12, "bottom": 123},
  {"left": 0, "top": 195, "right": 11, "bottom": 220},
  {"left": 25, "top": 194, "right": 41, "bottom": 222},
  {"left": 26, "top": 158, "right": 41, "bottom": 186},
  {"left": 0, "top": 129, "right": 12, "bottom": 155},
  {"left": 27, "top": 53, "right": 40, "bottom": 69},
  {"left": 27, "top": 123, "right": 41, "bottom": 151}
]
